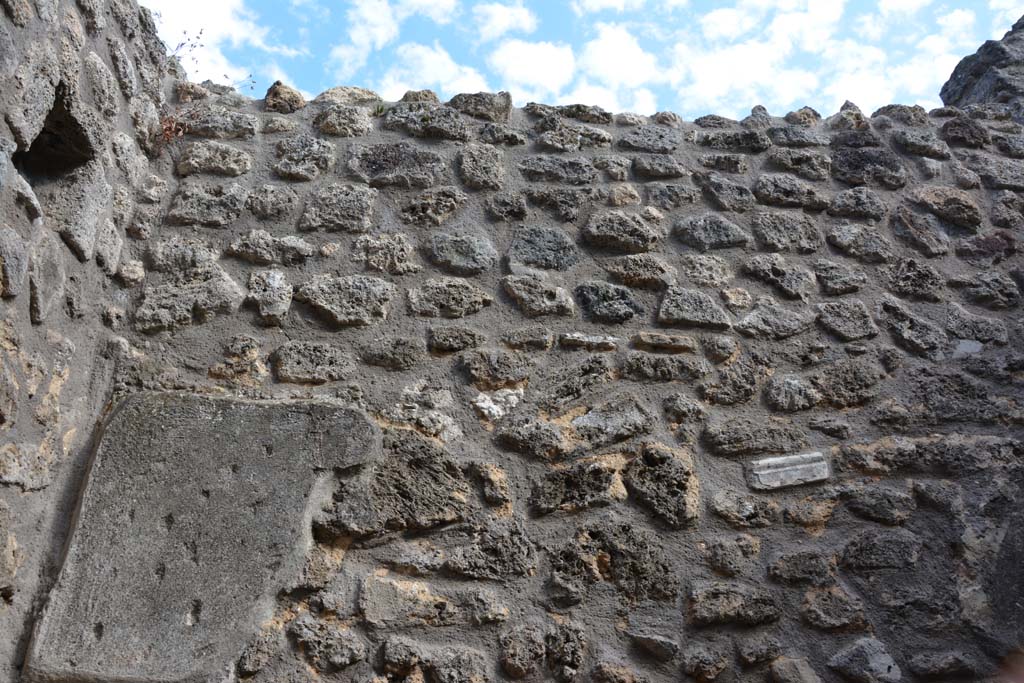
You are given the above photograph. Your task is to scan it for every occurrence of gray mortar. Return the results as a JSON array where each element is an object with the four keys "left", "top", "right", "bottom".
[{"left": 0, "top": 3, "right": 1023, "bottom": 683}]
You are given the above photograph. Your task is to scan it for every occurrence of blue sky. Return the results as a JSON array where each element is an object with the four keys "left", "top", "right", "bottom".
[{"left": 140, "top": 0, "right": 1024, "bottom": 119}]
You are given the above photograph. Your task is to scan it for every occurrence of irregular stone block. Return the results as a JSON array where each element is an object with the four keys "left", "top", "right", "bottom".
[
  {"left": 25, "top": 392, "right": 378, "bottom": 683},
  {"left": 166, "top": 182, "right": 248, "bottom": 227},
  {"left": 273, "top": 134, "right": 335, "bottom": 181},
  {"left": 298, "top": 183, "right": 377, "bottom": 233},
  {"left": 294, "top": 274, "right": 396, "bottom": 327},
  {"left": 349, "top": 141, "right": 445, "bottom": 188},
  {"left": 135, "top": 265, "right": 244, "bottom": 333},
  {"left": 745, "top": 452, "right": 830, "bottom": 491},
  {"left": 28, "top": 231, "right": 65, "bottom": 324},
  {"left": 0, "top": 227, "right": 28, "bottom": 298},
  {"left": 176, "top": 141, "right": 252, "bottom": 177},
  {"left": 314, "top": 103, "right": 372, "bottom": 136}
]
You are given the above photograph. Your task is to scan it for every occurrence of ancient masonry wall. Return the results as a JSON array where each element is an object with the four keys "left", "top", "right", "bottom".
[{"left": 1, "top": 1, "right": 1023, "bottom": 682}]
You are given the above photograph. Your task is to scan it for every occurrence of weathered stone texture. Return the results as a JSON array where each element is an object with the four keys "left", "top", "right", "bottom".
[{"left": 0, "top": 5, "right": 1023, "bottom": 682}]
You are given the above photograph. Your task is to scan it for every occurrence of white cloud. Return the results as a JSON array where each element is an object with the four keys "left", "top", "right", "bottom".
[
  {"left": 629, "top": 87, "right": 658, "bottom": 113},
  {"left": 558, "top": 80, "right": 621, "bottom": 111},
  {"left": 395, "top": 0, "right": 459, "bottom": 24},
  {"left": 328, "top": 0, "right": 460, "bottom": 81},
  {"left": 145, "top": 0, "right": 302, "bottom": 84},
  {"left": 572, "top": 0, "right": 646, "bottom": 14},
  {"left": 578, "top": 23, "right": 660, "bottom": 88},
  {"left": 700, "top": 7, "right": 758, "bottom": 41},
  {"left": 263, "top": 63, "right": 314, "bottom": 99},
  {"left": 472, "top": 1, "right": 537, "bottom": 42},
  {"left": 855, "top": 12, "right": 885, "bottom": 41},
  {"left": 487, "top": 39, "right": 576, "bottom": 100},
  {"left": 989, "top": 0, "right": 1024, "bottom": 35},
  {"left": 878, "top": 0, "right": 932, "bottom": 15},
  {"left": 377, "top": 42, "right": 489, "bottom": 99}
]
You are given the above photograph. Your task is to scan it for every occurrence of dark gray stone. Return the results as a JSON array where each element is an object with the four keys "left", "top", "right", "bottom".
[
  {"left": 674, "top": 213, "right": 751, "bottom": 251},
  {"left": 508, "top": 225, "right": 579, "bottom": 271},
  {"left": 429, "top": 231, "right": 497, "bottom": 275},
  {"left": 448, "top": 91, "right": 512, "bottom": 122},
  {"left": 581, "top": 211, "right": 662, "bottom": 253},
  {"left": 518, "top": 155, "right": 597, "bottom": 185},
  {"left": 658, "top": 287, "right": 731, "bottom": 329},
  {"left": 458, "top": 142, "right": 504, "bottom": 189},
  {"left": 617, "top": 126, "right": 682, "bottom": 153},
  {"left": 382, "top": 102, "right": 469, "bottom": 141},
  {"left": 349, "top": 142, "right": 446, "bottom": 188},
  {"left": 575, "top": 281, "right": 642, "bottom": 323},
  {"left": 272, "top": 341, "right": 354, "bottom": 383},
  {"left": 751, "top": 211, "right": 822, "bottom": 253},
  {"left": 502, "top": 275, "right": 575, "bottom": 317},
  {"left": 827, "top": 638, "right": 901, "bottom": 683},
  {"left": 25, "top": 393, "right": 378, "bottom": 683}
]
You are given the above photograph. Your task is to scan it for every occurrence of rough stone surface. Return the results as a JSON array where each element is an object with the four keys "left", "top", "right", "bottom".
[
  {"left": 25, "top": 393, "right": 378, "bottom": 683},
  {"left": 1, "top": 9, "right": 1024, "bottom": 682}
]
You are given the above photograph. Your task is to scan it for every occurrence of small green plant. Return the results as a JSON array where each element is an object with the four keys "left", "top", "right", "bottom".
[{"left": 372, "top": 102, "right": 388, "bottom": 117}]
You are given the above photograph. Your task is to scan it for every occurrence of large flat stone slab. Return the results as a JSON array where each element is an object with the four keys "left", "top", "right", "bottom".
[{"left": 25, "top": 392, "right": 378, "bottom": 683}]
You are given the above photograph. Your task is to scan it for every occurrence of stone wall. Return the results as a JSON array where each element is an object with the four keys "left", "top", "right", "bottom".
[{"left": 1, "top": 2, "right": 1023, "bottom": 683}]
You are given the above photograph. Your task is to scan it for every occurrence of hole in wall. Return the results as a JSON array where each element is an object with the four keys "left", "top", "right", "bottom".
[{"left": 11, "top": 83, "right": 95, "bottom": 185}]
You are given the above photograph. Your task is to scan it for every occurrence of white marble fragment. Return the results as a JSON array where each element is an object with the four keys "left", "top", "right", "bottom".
[{"left": 745, "top": 451, "right": 830, "bottom": 491}]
